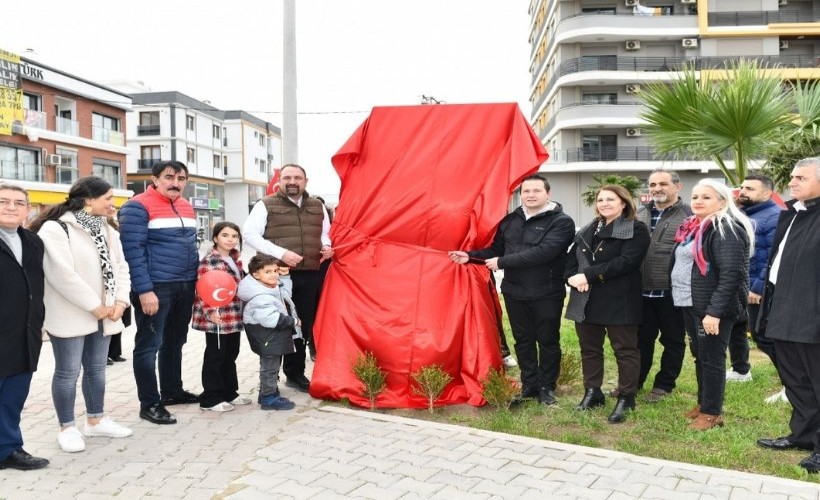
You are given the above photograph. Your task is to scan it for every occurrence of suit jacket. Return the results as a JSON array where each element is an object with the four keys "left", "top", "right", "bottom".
[{"left": 0, "top": 227, "right": 45, "bottom": 377}]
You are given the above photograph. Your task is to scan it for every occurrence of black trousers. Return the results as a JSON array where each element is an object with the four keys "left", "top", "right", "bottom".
[
  {"left": 283, "top": 269, "right": 323, "bottom": 380},
  {"left": 199, "top": 332, "right": 240, "bottom": 408},
  {"left": 503, "top": 295, "right": 563, "bottom": 391},
  {"left": 773, "top": 340, "right": 820, "bottom": 452},
  {"left": 682, "top": 308, "right": 739, "bottom": 416},
  {"left": 576, "top": 323, "right": 640, "bottom": 395},
  {"left": 727, "top": 319, "right": 751, "bottom": 375},
  {"left": 637, "top": 295, "right": 686, "bottom": 392},
  {"left": 747, "top": 304, "right": 777, "bottom": 365}
]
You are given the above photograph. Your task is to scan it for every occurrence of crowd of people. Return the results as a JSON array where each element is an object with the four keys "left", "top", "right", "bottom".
[{"left": 0, "top": 157, "right": 817, "bottom": 475}]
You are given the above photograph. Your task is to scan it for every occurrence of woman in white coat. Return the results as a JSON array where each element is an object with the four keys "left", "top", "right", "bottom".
[{"left": 30, "top": 176, "right": 132, "bottom": 453}]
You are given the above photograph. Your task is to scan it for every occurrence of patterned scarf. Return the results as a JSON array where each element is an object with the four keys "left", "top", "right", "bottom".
[
  {"left": 72, "top": 210, "right": 116, "bottom": 305},
  {"left": 674, "top": 215, "right": 711, "bottom": 276}
]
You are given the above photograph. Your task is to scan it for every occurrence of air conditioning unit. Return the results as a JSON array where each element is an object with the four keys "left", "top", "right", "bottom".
[
  {"left": 625, "top": 40, "right": 641, "bottom": 51},
  {"left": 779, "top": 40, "right": 789, "bottom": 50},
  {"left": 46, "top": 154, "right": 62, "bottom": 166},
  {"left": 626, "top": 128, "right": 642, "bottom": 137},
  {"left": 680, "top": 0, "right": 697, "bottom": 4},
  {"left": 625, "top": 0, "right": 639, "bottom": 6},
  {"left": 625, "top": 84, "right": 641, "bottom": 94},
  {"left": 682, "top": 38, "right": 698, "bottom": 49}
]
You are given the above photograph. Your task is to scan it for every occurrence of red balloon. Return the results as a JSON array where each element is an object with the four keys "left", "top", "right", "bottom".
[{"left": 196, "top": 270, "right": 237, "bottom": 308}]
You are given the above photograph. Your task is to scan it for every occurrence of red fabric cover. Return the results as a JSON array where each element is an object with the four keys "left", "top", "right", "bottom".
[{"left": 310, "top": 103, "right": 547, "bottom": 408}]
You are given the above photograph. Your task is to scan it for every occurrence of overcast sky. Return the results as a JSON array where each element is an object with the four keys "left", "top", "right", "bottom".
[{"left": 1, "top": 0, "right": 532, "bottom": 200}]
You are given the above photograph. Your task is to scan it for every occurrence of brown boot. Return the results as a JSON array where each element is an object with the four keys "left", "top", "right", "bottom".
[
  {"left": 684, "top": 405, "right": 701, "bottom": 419},
  {"left": 689, "top": 413, "right": 724, "bottom": 430}
]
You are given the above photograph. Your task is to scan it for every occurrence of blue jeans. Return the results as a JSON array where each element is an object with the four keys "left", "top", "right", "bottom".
[
  {"left": 132, "top": 281, "right": 195, "bottom": 408},
  {"left": 50, "top": 329, "right": 110, "bottom": 426},
  {"left": 0, "top": 372, "right": 32, "bottom": 460}
]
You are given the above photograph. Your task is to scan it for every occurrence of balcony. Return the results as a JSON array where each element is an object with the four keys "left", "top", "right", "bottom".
[
  {"left": 55, "top": 116, "right": 79, "bottom": 136},
  {"left": 554, "top": 11, "right": 698, "bottom": 46},
  {"left": 92, "top": 126, "right": 125, "bottom": 146},
  {"left": 558, "top": 147, "right": 737, "bottom": 163},
  {"left": 137, "top": 124, "right": 160, "bottom": 136},
  {"left": 23, "top": 109, "right": 46, "bottom": 129},
  {"left": 708, "top": 9, "right": 820, "bottom": 26},
  {"left": 138, "top": 159, "right": 161, "bottom": 170},
  {"left": 0, "top": 160, "right": 44, "bottom": 182}
]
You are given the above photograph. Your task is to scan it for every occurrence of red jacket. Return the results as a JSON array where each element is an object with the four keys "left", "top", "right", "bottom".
[{"left": 191, "top": 248, "right": 244, "bottom": 334}]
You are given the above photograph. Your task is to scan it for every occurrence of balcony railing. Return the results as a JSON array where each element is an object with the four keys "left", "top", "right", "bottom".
[
  {"left": 23, "top": 109, "right": 46, "bottom": 129},
  {"left": 137, "top": 124, "right": 160, "bottom": 136},
  {"left": 138, "top": 159, "right": 161, "bottom": 170},
  {"left": 560, "top": 147, "right": 738, "bottom": 163},
  {"left": 708, "top": 9, "right": 819, "bottom": 26},
  {"left": 92, "top": 126, "right": 125, "bottom": 146},
  {"left": 55, "top": 116, "right": 79, "bottom": 136},
  {"left": 561, "top": 11, "right": 697, "bottom": 22},
  {"left": 0, "top": 160, "right": 44, "bottom": 182}
]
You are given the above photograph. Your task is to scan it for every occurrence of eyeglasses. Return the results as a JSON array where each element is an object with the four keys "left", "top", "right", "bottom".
[{"left": 0, "top": 199, "right": 28, "bottom": 209}]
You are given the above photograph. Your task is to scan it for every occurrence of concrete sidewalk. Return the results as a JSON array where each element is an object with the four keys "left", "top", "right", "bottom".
[{"left": 2, "top": 328, "right": 819, "bottom": 499}]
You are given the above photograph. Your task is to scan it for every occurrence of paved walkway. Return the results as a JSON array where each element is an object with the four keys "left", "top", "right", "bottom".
[{"left": 1, "top": 328, "right": 819, "bottom": 499}]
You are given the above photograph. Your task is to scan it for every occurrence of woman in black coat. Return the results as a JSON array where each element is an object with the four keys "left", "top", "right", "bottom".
[
  {"left": 670, "top": 179, "right": 753, "bottom": 431},
  {"left": 565, "top": 185, "right": 650, "bottom": 423}
]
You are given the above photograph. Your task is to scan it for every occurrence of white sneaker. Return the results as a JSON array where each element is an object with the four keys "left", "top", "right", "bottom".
[
  {"left": 201, "top": 402, "right": 235, "bottom": 412},
  {"left": 503, "top": 355, "right": 518, "bottom": 368},
  {"left": 765, "top": 387, "right": 789, "bottom": 404},
  {"left": 83, "top": 416, "right": 133, "bottom": 438},
  {"left": 229, "top": 395, "right": 252, "bottom": 406},
  {"left": 726, "top": 369, "right": 752, "bottom": 382},
  {"left": 58, "top": 427, "right": 86, "bottom": 453}
]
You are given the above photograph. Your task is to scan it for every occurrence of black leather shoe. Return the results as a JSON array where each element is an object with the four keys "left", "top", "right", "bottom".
[
  {"left": 111, "top": 355, "right": 127, "bottom": 362},
  {"left": 757, "top": 436, "right": 812, "bottom": 451},
  {"left": 139, "top": 403, "right": 177, "bottom": 425},
  {"left": 0, "top": 449, "right": 49, "bottom": 470},
  {"left": 800, "top": 453, "right": 820, "bottom": 473},
  {"left": 284, "top": 376, "right": 310, "bottom": 393},
  {"left": 607, "top": 394, "right": 636, "bottom": 424},
  {"left": 575, "top": 388, "right": 606, "bottom": 411},
  {"left": 520, "top": 385, "right": 539, "bottom": 399},
  {"left": 106, "top": 358, "right": 114, "bottom": 366},
  {"left": 161, "top": 390, "right": 200, "bottom": 406},
  {"left": 539, "top": 387, "right": 557, "bottom": 406}
]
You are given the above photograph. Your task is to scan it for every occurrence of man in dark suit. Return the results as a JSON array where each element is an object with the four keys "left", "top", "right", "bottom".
[
  {"left": 0, "top": 183, "right": 48, "bottom": 470},
  {"left": 756, "top": 157, "right": 820, "bottom": 473}
]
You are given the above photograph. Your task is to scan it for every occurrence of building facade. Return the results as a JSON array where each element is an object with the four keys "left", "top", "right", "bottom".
[
  {"left": 528, "top": 0, "right": 820, "bottom": 224},
  {"left": 0, "top": 52, "right": 133, "bottom": 216},
  {"left": 122, "top": 91, "right": 281, "bottom": 237}
]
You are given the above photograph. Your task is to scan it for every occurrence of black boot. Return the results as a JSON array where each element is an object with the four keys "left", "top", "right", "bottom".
[
  {"left": 575, "top": 387, "right": 605, "bottom": 411},
  {"left": 607, "top": 394, "right": 635, "bottom": 424}
]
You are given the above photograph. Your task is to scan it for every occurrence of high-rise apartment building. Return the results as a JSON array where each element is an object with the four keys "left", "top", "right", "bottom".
[{"left": 528, "top": 0, "right": 819, "bottom": 223}]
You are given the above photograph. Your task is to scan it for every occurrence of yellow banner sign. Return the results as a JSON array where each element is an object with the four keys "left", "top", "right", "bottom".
[{"left": 0, "top": 49, "right": 24, "bottom": 136}]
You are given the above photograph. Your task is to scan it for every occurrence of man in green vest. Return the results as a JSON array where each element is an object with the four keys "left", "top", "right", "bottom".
[{"left": 243, "top": 164, "right": 333, "bottom": 393}]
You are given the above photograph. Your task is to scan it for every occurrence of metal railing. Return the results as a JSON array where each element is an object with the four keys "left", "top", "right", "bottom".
[
  {"left": 708, "top": 9, "right": 819, "bottom": 26},
  {"left": 92, "top": 126, "right": 125, "bottom": 146},
  {"left": 138, "top": 159, "right": 161, "bottom": 170},
  {"left": 0, "top": 160, "right": 44, "bottom": 182},
  {"left": 137, "top": 124, "right": 160, "bottom": 136},
  {"left": 55, "top": 116, "right": 79, "bottom": 136},
  {"left": 559, "top": 147, "right": 739, "bottom": 163}
]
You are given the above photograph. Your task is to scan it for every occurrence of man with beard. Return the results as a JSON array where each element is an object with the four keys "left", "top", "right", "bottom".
[
  {"left": 725, "top": 174, "right": 783, "bottom": 392},
  {"left": 636, "top": 170, "right": 691, "bottom": 402},
  {"left": 120, "top": 161, "right": 199, "bottom": 425},
  {"left": 243, "top": 164, "right": 333, "bottom": 393}
]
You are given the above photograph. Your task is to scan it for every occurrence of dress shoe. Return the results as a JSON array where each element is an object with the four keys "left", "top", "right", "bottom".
[
  {"left": 538, "top": 387, "right": 557, "bottom": 406},
  {"left": 139, "top": 403, "right": 177, "bottom": 425},
  {"left": 111, "top": 355, "right": 127, "bottom": 362},
  {"left": 161, "top": 390, "right": 200, "bottom": 406},
  {"left": 684, "top": 405, "right": 701, "bottom": 419},
  {"left": 689, "top": 413, "right": 723, "bottom": 430},
  {"left": 645, "top": 387, "right": 670, "bottom": 403},
  {"left": 106, "top": 358, "right": 114, "bottom": 366},
  {"left": 799, "top": 452, "right": 820, "bottom": 473},
  {"left": 284, "top": 375, "right": 310, "bottom": 393},
  {"left": 607, "top": 394, "right": 635, "bottom": 424},
  {"left": 575, "top": 387, "right": 605, "bottom": 411},
  {"left": 0, "top": 449, "right": 49, "bottom": 470},
  {"left": 757, "top": 436, "right": 812, "bottom": 451}
]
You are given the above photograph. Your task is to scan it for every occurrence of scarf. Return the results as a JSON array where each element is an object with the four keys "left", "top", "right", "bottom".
[
  {"left": 72, "top": 210, "right": 116, "bottom": 305},
  {"left": 674, "top": 215, "right": 711, "bottom": 276}
]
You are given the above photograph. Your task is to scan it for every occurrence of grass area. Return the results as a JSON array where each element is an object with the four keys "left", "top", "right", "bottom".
[{"left": 386, "top": 315, "right": 820, "bottom": 483}]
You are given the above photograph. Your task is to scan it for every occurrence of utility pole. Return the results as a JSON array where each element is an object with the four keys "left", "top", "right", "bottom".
[{"left": 283, "top": 0, "right": 298, "bottom": 164}]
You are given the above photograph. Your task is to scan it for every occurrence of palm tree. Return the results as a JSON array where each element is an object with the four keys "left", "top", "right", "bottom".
[
  {"left": 639, "top": 59, "right": 793, "bottom": 187},
  {"left": 763, "top": 79, "right": 820, "bottom": 191},
  {"left": 581, "top": 174, "right": 643, "bottom": 207}
]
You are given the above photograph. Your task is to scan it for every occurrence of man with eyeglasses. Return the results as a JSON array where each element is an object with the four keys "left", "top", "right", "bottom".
[{"left": 0, "top": 183, "right": 49, "bottom": 470}]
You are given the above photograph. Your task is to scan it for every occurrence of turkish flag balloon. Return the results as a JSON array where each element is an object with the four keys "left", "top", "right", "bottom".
[
  {"left": 196, "top": 270, "right": 237, "bottom": 307},
  {"left": 265, "top": 168, "right": 280, "bottom": 195}
]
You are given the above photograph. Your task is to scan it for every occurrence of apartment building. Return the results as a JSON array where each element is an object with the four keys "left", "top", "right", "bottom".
[
  {"left": 122, "top": 91, "right": 281, "bottom": 236},
  {"left": 528, "top": 0, "right": 820, "bottom": 224},
  {"left": 0, "top": 51, "right": 133, "bottom": 217}
]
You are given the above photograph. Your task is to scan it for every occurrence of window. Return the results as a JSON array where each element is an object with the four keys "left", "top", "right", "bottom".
[
  {"left": 212, "top": 124, "right": 220, "bottom": 139},
  {"left": 222, "top": 127, "right": 227, "bottom": 146},
  {"left": 259, "top": 133, "right": 265, "bottom": 147},
  {"left": 223, "top": 155, "right": 228, "bottom": 176},
  {"left": 582, "top": 93, "right": 617, "bottom": 104},
  {"left": 186, "top": 115, "right": 195, "bottom": 131},
  {"left": 582, "top": 135, "right": 617, "bottom": 161},
  {"left": 213, "top": 154, "right": 221, "bottom": 170},
  {"left": 187, "top": 147, "right": 196, "bottom": 163},
  {"left": 139, "top": 145, "right": 161, "bottom": 170},
  {"left": 22, "top": 93, "right": 42, "bottom": 111},
  {"left": 56, "top": 148, "right": 79, "bottom": 184},
  {"left": 0, "top": 145, "right": 41, "bottom": 182},
  {"left": 138, "top": 111, "right": 160, "bottom": 136},
  {"left": 92, "top": 112, "right": 121, "bottom": 143},
  {"left": 92, "top": 158, "right": 122, "bottom": 188},
  {"left": 259, "top": 159, "right": 266, "bottom": 173}
]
